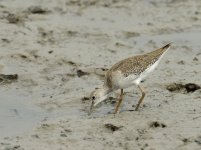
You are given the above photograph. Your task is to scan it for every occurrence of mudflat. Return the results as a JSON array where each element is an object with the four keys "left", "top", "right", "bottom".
[{"left": 0, "top": 0, "right": 201, "bottom": 150}]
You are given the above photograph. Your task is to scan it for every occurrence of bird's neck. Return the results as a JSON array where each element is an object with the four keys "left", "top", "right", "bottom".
[{"left": 102, "top": 85, "right": 112, "bottom": 96}]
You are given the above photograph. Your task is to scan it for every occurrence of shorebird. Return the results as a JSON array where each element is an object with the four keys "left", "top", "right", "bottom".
[{"left": 89, "top": 43, "right": 171, "bottom": 114}]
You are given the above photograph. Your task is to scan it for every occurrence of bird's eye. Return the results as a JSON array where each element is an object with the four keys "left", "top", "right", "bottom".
[{"left": 92, "top": 96, "right": 95, "bottom": 100}]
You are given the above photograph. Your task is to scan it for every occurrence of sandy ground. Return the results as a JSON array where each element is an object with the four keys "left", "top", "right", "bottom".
[{"left": 0, "top": 0, "right": 201, "bottom": 149}]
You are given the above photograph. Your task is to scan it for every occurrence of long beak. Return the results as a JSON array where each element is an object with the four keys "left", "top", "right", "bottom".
[{"left": 88, "top": 101, "right": 94, "bottom": 115}]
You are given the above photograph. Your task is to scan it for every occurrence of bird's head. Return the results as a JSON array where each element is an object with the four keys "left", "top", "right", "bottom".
[{"left": 89, "top": 88, "right": 109, "bottom": 114}]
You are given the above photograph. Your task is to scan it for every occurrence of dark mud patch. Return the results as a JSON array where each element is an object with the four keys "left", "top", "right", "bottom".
[
  {"left": 60, "top": 129, "right": 72, "bottom": 137},
  {"left": 81, "top": 96, "right": 90, "bottom": 103},
  {"left": 122, "top": 31, "right": 140, "bottom": 38},
  {"left": 0, "top": 74, "right": 18, "bottom": 84},
  {"left": 27, "top": 6, "right": 50, "bottom": 14},
  {"left": 6, "top": 13, "right": 20, "bottom": 24},
  {"left": 66, "top": 30, "right": 78, "bottom": 37},
  {"left": 104, "top": 123, "right": 123, "bottom": 132},
  {"left": 2, "top": 145, "right": 23, "bottom": 150},
  {"left": 10, "top": 54, "right": 34, "bottom": 62},
  {"left": 66, "top": 61, "right": 77, "bottom": 67},
  {"left": 194, "top": 136, "right": 201, "bottom": 145},
  {"left": 182, "top": 138, "right": 192, "bottom": 144},
  {"left": 149, "top": 121, "right": 167, "bottom": 128},
  {"left": 166, "top": 83, "right": 200, "bottom": 93},
  {"left": 1, "top": 38, "right": 10, "bottom": 43},
  {"left": 177, "top": 60, "right": 185, "bottom": 65},
  {"left": 48, "top": 50, "right": 53, "bottom": 54},
  {"left": 185, "top": 83, "right": 200, "bottom": 93},
  {"left": 66, "top": 73, "right": 76, "bottom": 77},
  {"left": 193, "top": 57, "right": 199, "bottom": 61},
  {"left": 77, "top": 69, "right": 90, "bottom": 77}
]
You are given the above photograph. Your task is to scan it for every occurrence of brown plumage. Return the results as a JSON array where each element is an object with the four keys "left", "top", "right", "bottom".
[
  {"left": 104, "top": 43, "right": 170, "bottom": 89},
  {"left": 90, "top": 43, "right": 171, "bottom": 114}
]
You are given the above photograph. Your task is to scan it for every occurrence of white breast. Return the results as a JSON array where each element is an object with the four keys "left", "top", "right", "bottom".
[
  {"left": 117, "top": 72, "right": 138, "bottom": 89},
  {"left": 112, "top": 61, "right": 159, "bottom": 89}
]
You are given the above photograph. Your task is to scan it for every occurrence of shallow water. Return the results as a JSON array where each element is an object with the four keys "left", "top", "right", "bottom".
[
  {"left": 0, "top": 87, "right": 84, "bottom": 138},
  {"left": 0, "top": 89, "right": 45, "bottom": 138}
]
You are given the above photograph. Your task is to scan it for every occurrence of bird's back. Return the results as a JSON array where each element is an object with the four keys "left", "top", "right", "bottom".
[{"left": 104, "top": 44, "right": 171, "bottom": 89}]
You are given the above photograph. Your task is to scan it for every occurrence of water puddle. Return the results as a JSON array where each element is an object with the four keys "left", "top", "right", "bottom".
[
  {"left": 0, "top": 89, "right": 46, "bottom": 138},
  {"left": 0, "top": 87, "right": 84, "bottom": 139}
]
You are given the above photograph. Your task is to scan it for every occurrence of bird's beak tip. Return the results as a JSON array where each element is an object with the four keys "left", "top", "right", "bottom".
[{"left": 89, "top": 104, "right": 94, "bottom": 115}]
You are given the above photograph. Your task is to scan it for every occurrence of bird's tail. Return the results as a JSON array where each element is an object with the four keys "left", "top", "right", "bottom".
[{"left": 161, "top": 43, "right": 172, "bottom": 50}]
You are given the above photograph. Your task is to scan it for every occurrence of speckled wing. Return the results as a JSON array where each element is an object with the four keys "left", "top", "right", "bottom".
[
  {"left": 104, "top": 44, "right": 171, "bottom": 88},
  {"left": 111, "top": 44, "right": 170, "bottom": 76}
]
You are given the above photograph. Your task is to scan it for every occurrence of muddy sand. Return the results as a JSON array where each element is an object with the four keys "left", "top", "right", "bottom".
[{"left": 0, "top": 0, "right": 201, "bottom": 150}]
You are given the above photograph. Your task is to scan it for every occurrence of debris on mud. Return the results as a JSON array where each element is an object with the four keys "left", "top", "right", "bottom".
[
  {"left": 4, "top": 145, "right": 22, "bottom": 150},
  {"left": 77, "top": 69, "right": 90, "bottom": 77},
  {"left": 66, "top": 61, "right": 77, "bottom": 67},
  {"left": 166, "top": 83, "right": 184, "bottom": 92},
  {"left": 27, "top": 6, "right": 49, "bottom": 14},
  {"left": 193, "top": 57, "right": 198, "bottom": 61},
  {"left": 166, "top": 83, "right": 200, "bottom": 93},
  {"left": 123, "top": 31, "right": 140, "bottom": 38},
  {"left": 185, "top": 83, "right": 200, "bottom": 93},
  {"left": 60, "top": 131, "right": 67, "bottom": 137},
  {"left": 149, "top": 121, "right": 167, "bottom": 128},
  {"left": 66, "top": 30, "right": 78, "bottom": 37},
  {"left": 182, "top": 138, "right": 191, "bottom": 144},
  {"left": 1, "top": 38, "right": 10, "bottom": 43},
  {"left": 6, "top": 13, "right": 20, "bottom": 23},
  {"left": 66, "top": 73, "right": 76, "bottom": 77},
  {"left": 0, "top": 74, "right": 18, "bottom": 84},
  {"left": 81, "top": 96, "right": 90, "bottom": 102},
  {"left": 194, "top": 136, "right": 201, "bottom": 145},
  {"left": 48, "top": 50, "right": 53, "bottom": 54},
  {"left": 177, "top": 60, "right": 185, "bottom": 65},
  {"left": 19, "top": 54, "right": 28, "bottom": 59},
  {"left": 104, "top": 123, "right": 123, "bottom": 132}
]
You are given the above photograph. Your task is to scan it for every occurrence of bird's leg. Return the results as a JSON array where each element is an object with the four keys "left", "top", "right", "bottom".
[
  {"left": 114, "top": 89, "right": 124, "bottom": 114},
  {"left": 135, "top": 85, "right": 145, "bottom": 111}
]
